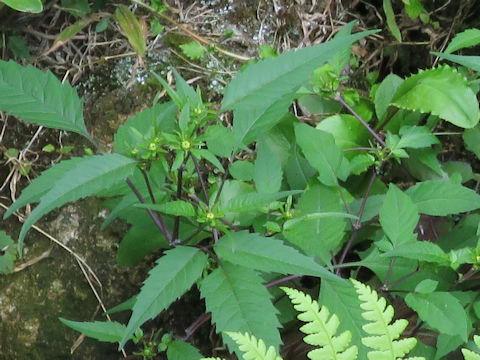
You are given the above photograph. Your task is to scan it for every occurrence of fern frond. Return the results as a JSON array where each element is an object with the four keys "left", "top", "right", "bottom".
[
  {"left": 282, "top": 287, "right": 358, "bottom": 360},
  {"left": 201, "top": 358, "right": 224, "bottom": 360},
  {"left": 462, "top": 335, "right": 480, "bottom": 360},
  {"left": 225, "top": 332, "right": 282, "bottom": 360},
  {"left": 351, "top": 279, "right": 424, "bottom": 360}
]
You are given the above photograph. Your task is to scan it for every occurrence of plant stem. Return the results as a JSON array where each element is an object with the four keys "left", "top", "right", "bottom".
[
  {"left": 130, "top": 0, "right": 251, "bottom": 61},
  {"left": 334, "top": 93, "right": 386, "bottom": 147},
  {"left": 173, "top": 163, "right": 184, "bottom": 242},
  {"left": 141, "top": 169, "right": 156, "bottom": 203},
  {"left": 213, "top": 153, "right": 235, "bottom": 207},
  {"left": 191, "top": 153, "right": 209, "bottom": 205},
  {"left": 126, "top": 178, "right": 173, "bottom": 245}
]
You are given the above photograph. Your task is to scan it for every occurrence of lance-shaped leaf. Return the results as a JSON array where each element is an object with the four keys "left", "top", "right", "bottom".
[
  {"left": 136, "top": 200, "right": 196, "bottom": 217},
  {"left": 405, "top": 292, "right": 468, "bottom": 341},
  {"left": 432, "top": 52, "right": 480, "bottom": 73},
  {"left": 406, "top": 180, "right": 480, "bottom": 216},
  {"left": 200, "top": 262, "right": 282, "bottom": 353},
  {"left": 18, "top": 153, "right": 137, "bottom": 250},
  {"left": 445, "top": 28, "right": 480, "bottom": 54},
  {"left": 0, "top": 60, "right": 90, "bottom": 139},
  {"left": 3, "top": 157, "right": 83, "bottom": 219},
  {"left": 0, "top": 0, "right": 42, "bottom": 13},
  {"left": 120, "top": 246, "right": 207, "bottom": 349},
  {"left": 59, "top": 318, "right": 126, "bottom": 343},
  {"left": 391, "top": 65, "right": 480, "bottom": 128},
  {"left": 221, "top": 30, "right": 377, "bottom": 144},
  {"left": 295, "top": 123, "right": 344, "bottom": 187},
  {"left": 379, "top": 184, "right": 419, "bottom": 247},
  {"left": 44, "top": 16, "right": 97, "bottom": 56},
  {"left": 218, "top": 190, "right": 302, "bottom": 213},
  {"left": 381, "top": 241, "right": 449, "bottom": 264},
  {"left": 214, "top": 231, "right": 341, "bottom": 282},
  {"left": 115, "top": 5, "right": 146, "bottom": 57}
]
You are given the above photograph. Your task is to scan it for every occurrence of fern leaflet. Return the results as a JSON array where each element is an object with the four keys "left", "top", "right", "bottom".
[
  {"left": 462, "top": 335, "right": 480, "bottom": 360},
  {"left": 225, "top": 332, "right": 282, "bottom": 360},
  {"left": 351, "top": 279, "right": 424, "bottom": 360},
  {"left": 282, "top": 287, "right": 358, "bottom": 360}
]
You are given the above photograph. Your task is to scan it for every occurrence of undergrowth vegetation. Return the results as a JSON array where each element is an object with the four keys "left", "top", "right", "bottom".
[{"left": 3, "top": 2, "right": 480, "bottom": 360}]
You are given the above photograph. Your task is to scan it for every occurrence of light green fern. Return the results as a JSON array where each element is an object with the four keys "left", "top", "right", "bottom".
[
  {"left": 350, "top": 279, "right": 424, "bottom": 360},
  {"left": 201, "top": 332, "right": 282, "bottom": 360},
  {"left": 462, "top": 335, "right": 480, "bottom": 360},
  {"left": 281, "top": 286, "right": 358, "bottom": 360}
]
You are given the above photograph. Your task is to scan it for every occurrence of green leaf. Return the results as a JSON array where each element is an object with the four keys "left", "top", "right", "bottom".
[
  {"left": 214, "top": 231, "right": 341, "bottom": 282},
  {"left": 0, "top": 0, "right": 42, "bottom": 13},
  {"left": 47, "top": 16, "right": 95, "bottom": 55},
  {"left": 406, "top": 180, "right": 480, "bottom": 216},
  {"left": 104, "top": 295, "right": 137, "bottom": 315},
  {"left": 383, "top": 0, "right": 402, "bottom": 42},
  {"left": 397, "top": 125, "right": 440, "bottom": 149},
  {"left": 319, "top": 279, "right": 366, "bottom": 359},
  {"left": 254, "top": 137, "right": 282, "bottom": 193},
  {"left": 315, "top": 114, "right": 369, "bottom": 153},
  {"left": 180, "top": 41, "right": 206, "bottom": 60},
  {"left": 218, "top": 190, "right": 301, "bottom": 214},
  {"left": 462, "top": 335, "right": 480, "bottom": 360},
  {"left": 463, "top": 125, "right": 480, "bottom": 160},
  {"left": 59, "top": 318, "right": 126, "bottom": 343},
  {"left": 221, "top": 30, "right": 376, "bottom": 145},
  {"left": 4, "top": 157, "right": 84, "bottom": 219},
  {"left": 379, "top": 184, "right": 419, "bottom": 247},
  {"left": 0, "top": 60, "right": 90, "bottom": 139},
  {"left": 295, "top": 123, "right": 344, "bottom": 187},
  {"left": 282, "top": 287, "right": 358, "bottom": 360},
  {"left": 120, "top": 246, "right": 208, "bottom": 349},
  {"left": 7, "top": 35, "right": 31, "bottom": 60},
  {"left": 114, "top": 102, "right": 176, "bottom": 156},
  {"left": 374, "top": 73, "right": 403, "bottom": 122},
  {"left": 136, "top": 200, "right": 196, "bottom": 217},
  {"left": 445, "top": 28, "right": 480, "bottom": 54},
  {"left": 225, "top": 332, "right": 282, "bottom": 360},
  {"left": 0, "top": 231, "right": 16, "bottom": 274},
  {"left": 431, "top": 52, "right": 480, "bottom": 72},
  {"left": 204, "top": 125, "right": 240, "bottom": 157},
  {"left": 200, "top": 262, "right": 281, "bottom": 354},
  {"left": 404, "top": 0, "right": 428, "bottom": 20},
  {"left": 18, "top": 153, "right": 137, "bottom": 250},
  {"left": 414, "top": 279, "right": 438, "bottom": 294},
  {"left": 229, "top": 161, "right": 254, "bottom": 181},
  {"left": 405, "top": 292, "right": 468, "bottom": 341},
  {"left": 381, "top": 241, "right": 449, "bottom": 264},
  {"left": 283, "top": 182, "right": 346, "bottom": 264},
  {"left": 115, "top": 5, "right": 146, "bottom": 57},
  {"left": 167, "top": 340, "right": 203, "bottom": 360},
  {"left": 391, "top": 65, "right": 480, "bottom": 128},
  {"left": 285, "top": 144, "right": 316, "bottom": 190}
]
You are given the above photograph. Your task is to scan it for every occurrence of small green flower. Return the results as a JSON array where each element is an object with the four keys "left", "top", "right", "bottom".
[{"left": 181, "top": 140, "right": 191, "bottom": 151}]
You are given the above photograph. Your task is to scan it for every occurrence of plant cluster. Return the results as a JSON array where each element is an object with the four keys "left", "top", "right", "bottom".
[{"left": 3, "top": 3, "right": 480, "bottom": 359}]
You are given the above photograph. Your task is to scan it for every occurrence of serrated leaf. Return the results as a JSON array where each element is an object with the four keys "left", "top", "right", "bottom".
[
  {"left": 167, "top": 340, "right": 203, "bottom": 360},
  {"left": 114, "top": 101, "right": 177, "bottom": 156},
  {"left": 18, "top": 153, "right": 137, "bottom": 250},
  {"left": 0, "top": 60, "right": 90, "bottom": 139},
  {"left": 374, "top": 73, "right": 403, "bottom": 122},
  {"left": 463, "top": 125, "right": 480, "bottom": 160},
  {"left": 445, "top": 28, "right": 480, "bottom": 54},
  {"left": 115, "top": 5, "right": 146, "bottom": 57},
  {"left": 315, "top": 114, "right": 369, "bottom": 153},
  {"left": 383, "top": 0, "right": 401, "bottom": 42},
  {"left": 397, "top": 125, "right": 440, "bottom": 149},
  {"left": 204, "top": 125, "right": 240, "bottom": 157},
  {"left": 295, "top": 123, "right": 344, "bottom": 187},
  {"left": 221, "top": 30, "right": 376, "bottom": 145},
  {"left": 136, "top": 200, "right": 196, "bottom": 217},
  {"left": 254, "top": 137, "right": 282, "bottom": 194},
  {"left": 406, "top": 180, "right": 480, "bottom": 216},
  {"left": 4, "top": 157, "right": 84, "bottom": 219},
  {"left": 214, "top": 231, "right": 341, "bottom": 282},
  {"left": 0, "top": 231, "right": 16, "bottom": 274},
  {"left": 404, "top": 0, "right": 428, "bottom": 20},
  {"left": 218, "top": 190, "right": 301, "bottom": 213},
  {"left": 405, "top": 292, "right": 468, "bottom": 341},
  {"left": 59, "top": 318, "right": 126, "bottom": 343},
  {"left": 319, "top": 279, "right": 366, "bottom": 359},
  {"left": 381, "top": 241, "right": 449, "bottom": 264},
  {"left": 0, "top": 0, "right": 42, "bottom": 13},
  {"left": 180, "top": 41, "right": 206, "bottom": 60},
  {"left": 120, "top": 246, "right": 207, "bottom": 349},
  {"left": 229, "top": 161, "right": 254, "bottom": 181},
  {"left": 200, "top": 262, "right": 282, "bottom": 354},
  {"left": 283, "top": 182, "right": 346, "bottom": 265},
  {"left": 391, "top": 65, "right": 480, "bottom": 128},
  {"left": 379, "top": 184, "right": 419, "bottom": 247},
  {"left": 431, "top": 52, "right": 480, "bottom": 72}
]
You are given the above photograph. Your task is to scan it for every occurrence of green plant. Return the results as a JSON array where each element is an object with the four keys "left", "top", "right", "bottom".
[{"left": 3, "top": 20, "right": 480, "bottom": 360}]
